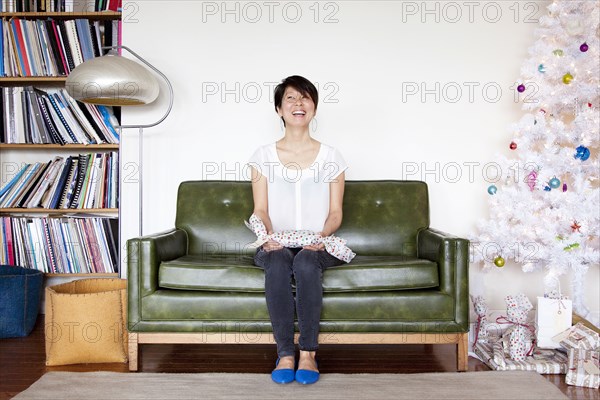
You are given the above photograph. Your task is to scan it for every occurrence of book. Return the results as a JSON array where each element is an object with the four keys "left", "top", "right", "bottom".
[
  {"left": 25, "top": 156, "right": 63, "bottom": 208},
  {"left": 15, "top": 160, "right": 51, "bottom": 208},
  {"left": 10, "top": 19, "right": 31, "bottom": 76},
  {"left": 45, "top": 91, "right": 78, "bottom": 143},
  {"left": 74, "top": 19, "right": 94, "bottom": 62},
  {"left": 35, "top": 89, "right": 65, "bottom": 145},
  {"left": 43, "top": 19, "right": 66, "bottom": 76},
  {"left": 41, "top": 157, "right": 67, "bottom": 208},
  {"left": 47, "top": 156, "right": 72, "bottom": 209},
  {"left": 57, "top": 20, "right": 75, "bottom": 72},
  {"left": 69, "top": 153, "right": 90, "bottom": 208},
  {"left": 103, "top": 217, "right": 119, "bottom": 271},
  {"left": 0, "top": 163, "right": 29, "bottom": 198},
  {"left": 0, "top": 163, "right": 37, "bottom": 208},
  {"left": 60, "top": 157, "right": 78, "bottom": 208},
  {"left": 24, "top": 87, "right": 52, "bottom": 143}
]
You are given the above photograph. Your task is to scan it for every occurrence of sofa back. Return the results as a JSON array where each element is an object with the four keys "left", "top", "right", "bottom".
[{"left": 175, "top": 180, "right": 429, "bottom": 257}]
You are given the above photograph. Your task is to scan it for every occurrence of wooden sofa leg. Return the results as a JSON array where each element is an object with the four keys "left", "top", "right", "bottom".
[
  {"left": 457, "top": 332, "right": 468, "bottom": 372},
  {"left": 128, "top": 332, "right": 139, "bottom": 372}
]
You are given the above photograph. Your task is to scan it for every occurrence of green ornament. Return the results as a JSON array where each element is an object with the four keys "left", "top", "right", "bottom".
[
  {"left": 494, "top": 256, "right": 506, "bottom": 267},
  {"left": 563, "top": 243, "right": 580, "bottom": 251},
  {"left": 553, "top": 49, "right": 564, "bottom": 56}
]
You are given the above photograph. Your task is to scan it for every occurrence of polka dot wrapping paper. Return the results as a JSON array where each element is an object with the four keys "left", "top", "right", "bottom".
[{"left": 245, "top": 214, "right": 356, "bottom": 263}]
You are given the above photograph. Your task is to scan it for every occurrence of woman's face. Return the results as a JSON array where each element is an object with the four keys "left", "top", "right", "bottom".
[{"left": 277, "top": 87, "right": 316, "bottom": 128}]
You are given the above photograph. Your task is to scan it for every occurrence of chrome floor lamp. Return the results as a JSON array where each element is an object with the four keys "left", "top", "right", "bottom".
[{"left": 66, "top": 46, "right": 173, "bottom": 273}]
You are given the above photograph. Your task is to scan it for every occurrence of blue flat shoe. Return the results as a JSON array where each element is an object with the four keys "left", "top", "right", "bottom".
[
  {"left": 295, "top": 362, "right": 319, "bottom": 385},
  {"left": 271, "top": 358, "right": 295, "bottom": 384}
]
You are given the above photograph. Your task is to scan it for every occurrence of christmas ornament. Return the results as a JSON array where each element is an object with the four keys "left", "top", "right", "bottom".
[
  {"left": 564, "top": 243, "right": 580, "bottom": 251},
  {"left": 571, "top": 221, "right": 581, "bottom": 232},
  {"left": 487, "top": 185, "right": 497, "bottom": 195},
  {"left": 526, "top": 170, "right": 537, "bottom": 191},
  {"left": 574, "top": 145, "right": 590, "bottom": 161},
  {"left": 553, "top": 49, "right": 564, "bottom": 56},
  {"left": 510, "top": 141, "right": 517, "bottom": 150},
  {"left": 538, "top": 64, "right": 546, "bottom": 73},
  {"left": 549, "top": 177, "right": 561, "bottom": 189},
  {"left": 588, "top": 103, "right": 593, "bottom": 108},
  {"left": 494, "top": 256, "right": 505, "bottom": 267},
  {"left": 579, "top": 42, "right": 588, "bottom": 52},
  {"left": 562, "top": 73, "right": 573, "bottom": 84},
  {"left": 517, "top": 84, "right": 526, "bottom": 93},
  {"left": 544, "top": 186, "right": 551, "bottom": 191},
  {"left": 563, "top": 183, "right": 568, "bottom": 192}
]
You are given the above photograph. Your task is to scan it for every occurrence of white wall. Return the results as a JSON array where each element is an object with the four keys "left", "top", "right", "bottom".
[{"left": 121, "top": 0, "right": 599, "bottom": 323}]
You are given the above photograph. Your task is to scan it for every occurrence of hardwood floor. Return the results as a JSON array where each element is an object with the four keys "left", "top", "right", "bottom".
[{"left": 0, "top": 318, "right": 596, "bottom": 400}]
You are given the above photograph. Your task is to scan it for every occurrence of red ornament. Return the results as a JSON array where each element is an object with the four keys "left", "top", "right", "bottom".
[
  {"left": 510, "top": 142, "right": 517, "bottom": 150},
  {"left": 588, "top": 103, "right": 593, "bottom": 108},
  {"left": 571, "top": 221, "right": 581, "bottom": 233}
]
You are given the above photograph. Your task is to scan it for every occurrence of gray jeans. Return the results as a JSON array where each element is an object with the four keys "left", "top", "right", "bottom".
[{"left": 254, "top": 247, "right": 344, "bottom": 358}]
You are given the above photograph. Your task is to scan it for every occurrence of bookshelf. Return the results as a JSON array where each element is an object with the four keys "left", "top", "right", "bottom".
[{"left": 1, "top": 9, "right": 122, "bottom": 276}]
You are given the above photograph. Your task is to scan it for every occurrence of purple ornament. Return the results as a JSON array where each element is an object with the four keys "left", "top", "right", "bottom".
[
  {"left": 580, "top": 42, "right": 589, "bottom": 52},
  {"left": 517, "top": 84, "right": 526, "bottom": 93},
  {"left": 562, "top": 183, "right": 568, "bottom": 192}
]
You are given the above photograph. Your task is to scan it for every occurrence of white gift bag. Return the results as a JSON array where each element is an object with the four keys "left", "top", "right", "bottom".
[{"left": 536, "top": 296, "right": 572, "bottom": 348}]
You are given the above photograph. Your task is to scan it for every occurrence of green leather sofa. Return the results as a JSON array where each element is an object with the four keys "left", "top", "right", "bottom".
[{"left": 127, "top": 180, "right": 470, "bottom": 371}]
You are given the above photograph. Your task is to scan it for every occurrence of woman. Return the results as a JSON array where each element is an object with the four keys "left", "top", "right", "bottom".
[{"left": 248, "top": 75, "right": 347, "bottom": 384}]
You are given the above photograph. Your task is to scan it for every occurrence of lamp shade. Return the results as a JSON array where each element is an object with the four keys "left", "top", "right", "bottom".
[{"left": 65, "top": 54, "right": 160, "bottom": 106}]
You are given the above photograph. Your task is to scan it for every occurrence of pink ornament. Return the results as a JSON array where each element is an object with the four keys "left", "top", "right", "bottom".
[{"left": 526, "top": 170, "right": 537, "bottom": 191}]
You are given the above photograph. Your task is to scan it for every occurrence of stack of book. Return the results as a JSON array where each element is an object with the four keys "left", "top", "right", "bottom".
[
  {"left": 1, "top": 87, "right": 119, "bottom": 144},
  {"left": 0, "top": 17, "right": 120, "bottom": 77},
  {"left": 0, "top": 152, "right": 119, "bottom": 209},
  {"left": 1, "top": 1, "right": 122, "bottom": 12},
  {"left": 0, "top": 215, "right": 118, "bottom": 273}
]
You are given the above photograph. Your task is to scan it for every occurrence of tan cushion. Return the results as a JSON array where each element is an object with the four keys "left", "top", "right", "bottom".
[{"left": 45, "top": 279, "right": 127, "bottom": 366}]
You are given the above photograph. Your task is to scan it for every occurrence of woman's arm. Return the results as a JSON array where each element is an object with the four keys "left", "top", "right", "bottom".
[
  {"left": 320, "top": 171, "right": 345, "bottom": 237},
  {"left": 251, "top": 166, "right": 282, "bottom": 251},
  {"left": 251, "top": 166, "right": 273, "bottom": 233},
  {"left": 304, "top": 172, "right": 346, "bottom": 251}
]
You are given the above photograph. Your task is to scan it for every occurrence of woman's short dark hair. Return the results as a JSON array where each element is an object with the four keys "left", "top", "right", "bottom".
[{"left": 274, "top": 76, "right": 319, "bottom": 122}]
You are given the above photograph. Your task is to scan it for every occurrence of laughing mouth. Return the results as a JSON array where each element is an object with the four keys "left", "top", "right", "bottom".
[{"left": 292, "top": 110, "right": 306, "bottom": 116}]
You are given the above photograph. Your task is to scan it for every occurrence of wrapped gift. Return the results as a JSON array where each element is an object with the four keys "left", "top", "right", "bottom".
[
  {"left": 565, "top": 349, "right": 600, "bottom": 389},
  {"left": 556, "top": 322, "right": 600, "bottom": 351},
  {"left": 245, "top": 214, "right": 356, "bottom": 263},
  {"left": 474, "top": 339, "right": 568, "bottom": 374},
  {"left": 536, "top": 295, "right": 572, "bottom": 349},
  {"left": 470, "top": 295, "right": 491, "bottom": 344},
  {"left": 498, "top": 294, "right": 534, "bottom": 361}
]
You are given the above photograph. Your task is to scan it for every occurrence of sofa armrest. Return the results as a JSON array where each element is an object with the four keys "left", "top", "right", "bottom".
[
  {"left": 417, "top": 228, "right": 469, "bottom": 330},
  {"left": 127, "top": 228, "right": 188, "bottom": 329}
]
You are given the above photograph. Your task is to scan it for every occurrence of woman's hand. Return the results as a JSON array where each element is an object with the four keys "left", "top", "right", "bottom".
[
  {"left": 304, "top": 232, "right": 325, "bottom": 251},
  {"left": 303, "top": 243, "right": 325, "bottom": 251},
  {"left": 262, "top": 240, "right": 283, "bottom": 252}
]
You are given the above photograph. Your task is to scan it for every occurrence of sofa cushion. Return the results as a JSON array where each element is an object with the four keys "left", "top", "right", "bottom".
[{"left": 158, "top": 255, "right": 438, "bottom": 293}]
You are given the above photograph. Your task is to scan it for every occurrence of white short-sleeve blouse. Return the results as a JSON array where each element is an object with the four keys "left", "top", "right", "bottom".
[{"left": 248, "top": 142, "right": 348, "bottom": 233}]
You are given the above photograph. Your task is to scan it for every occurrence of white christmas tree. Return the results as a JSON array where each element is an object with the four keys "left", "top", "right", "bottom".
[{"left": 473, "top": 0, "right": 600, "bottom": 326}]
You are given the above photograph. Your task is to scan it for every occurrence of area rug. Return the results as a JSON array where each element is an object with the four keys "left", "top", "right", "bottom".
[{"left": 13, "top": 370, "right": 568, "bottom": 400}]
